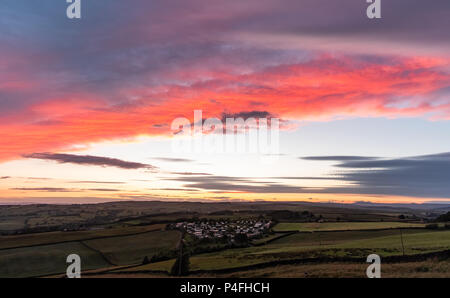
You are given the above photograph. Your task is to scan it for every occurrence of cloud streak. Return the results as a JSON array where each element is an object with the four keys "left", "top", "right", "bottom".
[
  {"left": 301, "top": 156, "right": 378, "bottom": 161},
  {"left": 152, "top": 157, "right": 194, "bottom": 163},
  {"left": 305, "top": 152, "right": 450, "bottom": 198},
  {"left": 23, "top": 153, "right": 156, "bottom": 170},
  {"left": 10, "top": 187, "right": 76, "bottom": 193},
  {"left": 165, "top": 152, "right": 450, "bottom": 198}
]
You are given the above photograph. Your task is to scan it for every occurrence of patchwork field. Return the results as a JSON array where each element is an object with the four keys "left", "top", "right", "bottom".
[
  {"left": 83, "top": 230, "right": 180, "bottom": 265},
  {"left": 0, "top": 228, "right": 180, "bottom": 277},
  {"left": 121, "top": 229, "right": 450, "bottom": 273},
  {"left": 1, "top": 202, "right": 448, "bottom": 278},
  {"left": 0, "top": 242, "right": 109, "bottom": 278},
  {"left": 0, "top": 224, "right": 166, "bottom": 250}
]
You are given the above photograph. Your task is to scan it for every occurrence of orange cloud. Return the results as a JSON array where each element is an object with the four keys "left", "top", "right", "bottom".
[{"left": 0, "top": 55, "right": 449, "bottom": 162}]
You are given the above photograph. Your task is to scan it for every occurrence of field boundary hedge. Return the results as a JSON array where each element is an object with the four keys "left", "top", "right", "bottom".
[{"left": 252, "top": 232, "right": 297, "bottom": 246}]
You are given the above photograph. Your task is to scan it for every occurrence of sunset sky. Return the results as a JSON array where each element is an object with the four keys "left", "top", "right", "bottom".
[{"left": 1, "top": 0, "right": 450, "bottom": 204}]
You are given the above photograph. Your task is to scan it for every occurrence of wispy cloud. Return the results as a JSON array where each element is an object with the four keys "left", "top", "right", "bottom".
[
  {"left": 87, "top": 188, "right": 120, "bottom": 192},
  {"left": 10, "top": 187, "right": 76, "bottom": 192},
  {"left": 168, "top": 172, "right": 212, "bottom": 176},
  {"left": 152, "top": 157, "right": 194, "bottom": 163},
  {"left": 23, "top": 153, "right": 157, "bottom": 170},
  {"left": 166, "top": 175, "right": 303, "bottom": 193},
  {"left": 221, "top": 111, "right": 275, "bottom": 122},
  {"left": 301, "top": 156, "right": 379, "bottom": 161},
  {"left": 69, "top": 181, "right": 126, "bottom": 184}
]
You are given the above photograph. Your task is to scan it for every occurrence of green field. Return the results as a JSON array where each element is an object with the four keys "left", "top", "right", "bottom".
[
  {"left": 118, "top": 259, "right": 176, "bottom": 273},
  {"left": 124, "top": 229, "right": 450, "bottom": 273},
  {"left": 273, "top": 222, "right": 425, "bottom": 232},
  {"left": 189, "top": 259, "right": 450, "bottom": 278},
  {"left": 252, "top": 233, "right": 288, "bottom": 245},
  {"left": 0, "top": 224, "right": 166, "bottom": 250},
  {"left": 0, "top": 242, "right": 110, "bottom": 278},
  {"left": 83, "top": 230, "right": 180, "bottom": 265},
  {"left": 0, "top": 228, "right": 180, "bottom": 277}
]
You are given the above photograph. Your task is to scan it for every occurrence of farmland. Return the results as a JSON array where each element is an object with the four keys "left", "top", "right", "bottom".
[
  {"left": 113, "top": 229, "right": 450, "bottom": 275},
  {"left": 273, "top": 222, "right": 425, "bottom": 232},
  {"left": 0, "top": 201, "right": 449, "bottom": 278},
  {"left": 0, "top": 225, "right": 180, "bottom": 277},
  {"left": 83, "top": 230, "right": 180, "bottom": 265},
  {"left": 186, "top": 230, "right": 450, "bottom": 271},
  {"left": 191, "top": 259, "right": 450, "bottom": 278},
  {"left": 0, "top": 224, "right": 166, "bottom": 250},
  {"left": 0, "top": 242, "right": 109, "bottom": 278}
]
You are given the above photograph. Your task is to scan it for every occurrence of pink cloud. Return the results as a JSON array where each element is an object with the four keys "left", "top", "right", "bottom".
[{"left": 0, "top": 55, "right": 448, "bottom": 162}]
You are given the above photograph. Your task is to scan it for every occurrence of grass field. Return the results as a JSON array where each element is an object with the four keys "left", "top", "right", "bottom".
[
  {"left": 0, "top": 242, "right": 110, "bottom": 278},
  {"left": 189, "top": 230, "right": 450, "bottom": 271},
  {"left": 83, "top": 230, "right": 180, "bottom": 265},
  {"left": 273, "top": 222, "right": 425, "bottom": 232},
  {"left": 0, "top": 224, "right": 166, "bottom": 250},
  {"left": 0, "top": 228, "right": 180, "bottom": 277},
  {"left": 252, "top": 233, "right": 288, "bottom": 245},
  {"left": 125, "top": 229, "right": 450, "bottom": 273},
  {"left": 191, "top": 259, "right": 450, "bottom": 278},
  {"left": 118, "top": 259, "right": 176, "bottom": 273},
  {"left": 84, "top": 258, "right": 450, "bottom": 278}
]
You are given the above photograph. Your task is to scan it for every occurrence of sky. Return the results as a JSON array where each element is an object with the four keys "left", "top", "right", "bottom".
[{"left": 0, "top": 0, "right": 450, "bottom": 204}]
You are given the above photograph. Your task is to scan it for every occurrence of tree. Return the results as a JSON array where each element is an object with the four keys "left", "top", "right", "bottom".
[
  {"left": 436, "top": 212, "right": 450, "bottom": 222},
  {"left": 142, "top": 256, "right": 150, "bottom": 265},
  {"left": 425, "top": 223, "right": 439, "bottom": 230}
]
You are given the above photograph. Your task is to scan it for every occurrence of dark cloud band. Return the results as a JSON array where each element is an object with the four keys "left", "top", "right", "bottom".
[{"left": 23, "top": 153, "right": 156, "bottom": 170}]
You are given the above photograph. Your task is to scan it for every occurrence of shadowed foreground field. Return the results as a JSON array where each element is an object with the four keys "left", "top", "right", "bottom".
[
  {"left": 114, "top": 229, "right": 450, "bottom": 274},
  {"left": 88, "top": 259, "right": 450, "bottom": 278},
  {"left": 195, "top": 259, "right": 450, "bottom": 278},
  {"left": 0, "top": 242, "right": 110, "bottom": 278},
  {"left": 0, "top": 226, "right": 180, "bottom": 277}
]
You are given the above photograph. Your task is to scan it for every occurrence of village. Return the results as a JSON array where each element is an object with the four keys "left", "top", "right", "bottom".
[{"left": 171, "top": 219, "right": 273, "bottom": 240}]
